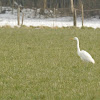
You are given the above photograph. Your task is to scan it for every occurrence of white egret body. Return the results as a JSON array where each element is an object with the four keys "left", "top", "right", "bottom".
[{"left": 73, "top": 37, "right": 95, "bottom": 64}]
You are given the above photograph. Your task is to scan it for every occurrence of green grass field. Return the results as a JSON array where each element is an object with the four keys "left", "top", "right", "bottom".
[{"left": 0, "top": 27, "right": 100, "bottom": 100}]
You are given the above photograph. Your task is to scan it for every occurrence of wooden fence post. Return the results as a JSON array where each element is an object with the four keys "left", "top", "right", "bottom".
[
  {"left": 73, "top": 9, "right": 77, "bottom": 26},
  {"left": 53, "top": 8, "right": 56, "bottom": 28},
  {"left": 22, "top": 13, "right": 24, "bottom": 25},
  {"left": 17, "top": 6, "right": 20, "bottom": 25},
  {"left": 82, "top": 4, "right": 84, "bottom": 27},
  {"left": 54, "top": 8, "right": 56, "bottom": 18}
]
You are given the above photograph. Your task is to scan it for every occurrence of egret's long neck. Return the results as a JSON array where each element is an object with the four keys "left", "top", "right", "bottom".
[{"left": 76, "top": 39, "right": 80, "bottom": 53}]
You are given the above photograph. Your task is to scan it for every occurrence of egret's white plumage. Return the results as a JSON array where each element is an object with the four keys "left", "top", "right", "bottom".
[{"left": 73, "top": 37, "right": 95, "bottom": 64}]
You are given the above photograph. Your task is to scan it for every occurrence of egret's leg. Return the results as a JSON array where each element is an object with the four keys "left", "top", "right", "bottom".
[
  {"left": 82, "top": 61, "right": 86, "bottom": 67},
  {"left": 84, "top": 62, "right": 88, "bottom": 67},
  {"left": 90, "top": 63, "right": 94, "bottom": 72},
  {"left": 88, "top": 63, "right": 93, "bottom": 75},
  {"left": 81, "top": 61, "right": 86, "bottom": 73}
]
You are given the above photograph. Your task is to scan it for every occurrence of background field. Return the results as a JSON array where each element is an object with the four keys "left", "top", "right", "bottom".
[{"left": 0, "top": 27, "right": 100, "bottom": 100}]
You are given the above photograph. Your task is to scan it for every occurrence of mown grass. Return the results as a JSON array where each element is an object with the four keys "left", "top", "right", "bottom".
[{"left": 0, "top": 27, "right": 100, "bottom": 100}]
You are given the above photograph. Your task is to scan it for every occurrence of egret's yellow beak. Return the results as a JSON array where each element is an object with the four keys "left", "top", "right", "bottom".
[{"left": 70, "top": 38, "right": 74, "bottom": 40}]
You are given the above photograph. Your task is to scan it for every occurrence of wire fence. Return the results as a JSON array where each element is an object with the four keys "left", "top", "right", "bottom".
[{"left": 0, "top": 4, "right": 100, "bottom": 27}]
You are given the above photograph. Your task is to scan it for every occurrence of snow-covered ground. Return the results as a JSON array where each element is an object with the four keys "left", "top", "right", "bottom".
[{"left": 0, "top": 7, "right": 100, "bottom": 28}]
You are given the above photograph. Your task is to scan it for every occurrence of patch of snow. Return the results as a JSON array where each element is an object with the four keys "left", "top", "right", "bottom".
[{"left": 0, "top": 7, "right": 100, "bottom": 28}]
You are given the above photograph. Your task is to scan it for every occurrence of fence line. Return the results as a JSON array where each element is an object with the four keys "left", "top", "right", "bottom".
[
  {"left": 76, "top": 8, "right": 100, "bottom": 12},
  {"left": 20, "top": 7, "right": 100, "bottom": 27},
  {"left": 10, "top": 5, "right": 100, "bottom": 26}
]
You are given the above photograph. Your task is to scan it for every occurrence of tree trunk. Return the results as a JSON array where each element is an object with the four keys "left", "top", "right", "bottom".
[
  {"left": 17, "top": 6, "right": 20, "bottom": 25},
  {"left": 12, "top": 0, "right": 14, "bottom": 14},
  {"left": 0, "top": 1, "right": 2, "bottom": 13},
  {"left": 71, "top": 0, "right": 74, "bottom": 13},
  {"left": 44, "top": 0, "right": 47, "bottom": 9}
]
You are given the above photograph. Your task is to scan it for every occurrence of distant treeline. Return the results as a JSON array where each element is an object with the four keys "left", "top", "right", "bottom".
[{"left": 1, "top": 0, "right": 100, "bottom": 9}]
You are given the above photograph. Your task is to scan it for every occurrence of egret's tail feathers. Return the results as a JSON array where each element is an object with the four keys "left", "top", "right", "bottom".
[{"left": 92, "top": 59, "right": 95, "bottom": 64}]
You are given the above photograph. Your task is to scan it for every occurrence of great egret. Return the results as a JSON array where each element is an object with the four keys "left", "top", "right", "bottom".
[{"left": 72, "top": 37, "right": 95, "bottom": 64}]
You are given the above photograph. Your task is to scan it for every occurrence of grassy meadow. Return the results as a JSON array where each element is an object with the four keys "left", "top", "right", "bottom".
[{"left": 0, "top": 27, "right": 100, "bottom": 100}]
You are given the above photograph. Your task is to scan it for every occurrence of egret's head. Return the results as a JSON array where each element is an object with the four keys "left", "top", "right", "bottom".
[
  {"left": 73, "top": 37, "right": 78, "bottom": 40},
  {"left": 71, "top": 37, "right": 78, "bottom": 40}
]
